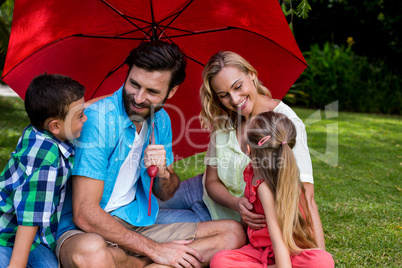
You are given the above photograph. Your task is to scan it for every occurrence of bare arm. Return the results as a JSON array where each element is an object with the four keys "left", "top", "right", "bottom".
[
  {"left": 205, "top": 165, "right": 265, "bottom": 229},
  {"left": 303, "top": 182, "right": 325, "bottom": 249},
  {"left": 71, "top": 175, "right": 203, "bottom": 267},
  {"left": 258, "top": 182, "right": 291, "bottom": 268},
  {"left": 8, "top": 225, "right": 38, "bottom": 268}
]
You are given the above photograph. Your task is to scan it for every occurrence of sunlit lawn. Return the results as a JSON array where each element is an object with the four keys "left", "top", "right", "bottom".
[{"left": 1, "top": 96, "right": 401, "bottom": 267}]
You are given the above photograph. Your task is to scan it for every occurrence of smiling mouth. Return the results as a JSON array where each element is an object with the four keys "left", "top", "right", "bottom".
[
  {"left": 131, "top": 101, "right": 149, "bottom": 111},
  {"left": 235, "top": 97, "right": 248, "bottom": 110}
]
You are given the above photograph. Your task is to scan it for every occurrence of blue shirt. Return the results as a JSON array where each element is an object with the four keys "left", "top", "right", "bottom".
[
  {"left": 57, "top": 86, "right": 174, "bottom": 239},
  {"left": 0, "top": 125, "right": 74, "bottom": 251}
]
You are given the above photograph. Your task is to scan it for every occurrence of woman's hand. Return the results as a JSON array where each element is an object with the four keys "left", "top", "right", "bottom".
[{"left": 236, "top": 197, "right": 266, "bottom": 229}]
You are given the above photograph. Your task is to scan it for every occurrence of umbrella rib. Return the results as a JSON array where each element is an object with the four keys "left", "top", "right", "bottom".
[
  {"left": 115, "top": 27, "right": 152, "bottom": 38},
  {"left": 186, "top": 54, "right": 205, "bottom": 67},
  {"left": 159, "top": 26, "right": 234, "bottom": 38},
  {"left": 150, "top": 0, "right": 155, "bottom": 25},
  {"left": 157, "top": 11, "right": 181, "bottom": 24},
  {"left": 73, "top": 34, "right": 147, "bottom": 40},
  {"left": 0, "top": 34, "right": 145, "bottom": 81},
  {"left": 160, "top": 27, "right": 308, "bottom": 67},
  {"left": 1, "top": 36, "right": 79, "bottom": 80},
  {"left": 156, "top": 24, "right": 194, "bottom": 35},
  {"left": 158, "top": 0, "right": 195, "bottom": 39},
  {"left": 100, "top": 0, "right": 149, "bottom": 38},
  {"left": 150, "top": 32, "right": 205, "bottom": 67},
  {"left": 91, "top": 62, "right": 126, "bottom": 99}
]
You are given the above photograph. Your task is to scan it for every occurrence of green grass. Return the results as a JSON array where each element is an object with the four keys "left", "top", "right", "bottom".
[{"left": 1, "top": 96, "right": 401, "bottom": 267}]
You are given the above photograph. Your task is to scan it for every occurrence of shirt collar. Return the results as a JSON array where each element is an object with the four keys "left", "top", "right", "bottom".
[{"left": 32, "top": 126, "right": 75, "bottom": 159}]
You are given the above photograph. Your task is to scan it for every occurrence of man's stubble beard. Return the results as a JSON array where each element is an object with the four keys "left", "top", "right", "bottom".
[{"left": 123, "top": 87, "right": 169, "bottom": 123}]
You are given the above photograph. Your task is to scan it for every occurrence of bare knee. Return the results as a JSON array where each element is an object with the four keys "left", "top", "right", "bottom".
[{"left": 62, "top": 233, "right": 115, "bottom": 268}]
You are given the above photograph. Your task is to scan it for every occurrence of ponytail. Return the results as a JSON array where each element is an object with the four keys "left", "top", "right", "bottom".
[{"left": 276, "top": 144, "right": 317, "bottom": 254}]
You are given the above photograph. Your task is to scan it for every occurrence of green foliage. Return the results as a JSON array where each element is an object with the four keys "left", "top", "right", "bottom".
[
  {"left": 293, "top": 42, "right": 401, "bottom": 114},
  {"left": 280, "top": 0, "right": 311, "bottom": 32},
  {"left": 294, "top": 0, "right": 402, "bottom": 71},
  {"left": 0, "top": 0, "right": 14, "bottom": 26},
  {"left": 0, "top": 97, "right": 29, "bottom": 166},
  {"left": 280, "top": 0, "right": 312, "bottom": 19},
  {"left": 0, "top": 0, "right": 14, "bottom": 79},
  {"left": 295, "top": 0, "right": 311, "bottom": 19}
]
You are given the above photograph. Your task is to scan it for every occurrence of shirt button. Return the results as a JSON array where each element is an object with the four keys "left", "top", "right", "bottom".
[
  {"left": 129, "top": 145, "right": 132, "bottom": 148},
  {"left": 115, "top": 158, "right": 118, "bottom": 161}
]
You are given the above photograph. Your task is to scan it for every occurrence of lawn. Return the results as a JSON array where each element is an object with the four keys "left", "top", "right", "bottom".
[{"left": 1, "top": 96, "right": 401, "bottom": 267}]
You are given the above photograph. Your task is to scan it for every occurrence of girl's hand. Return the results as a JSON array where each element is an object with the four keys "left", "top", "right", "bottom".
[{"left": 236, "top": 197, "right": 266, "bottom": 229}]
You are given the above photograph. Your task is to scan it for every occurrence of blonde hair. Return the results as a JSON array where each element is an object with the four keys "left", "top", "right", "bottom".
[
  {"left": 199, "top": 51, "right": 272, "bottom": 132},
  {"left": 246, "top": 111, "right": 317, "bottom": 254}
]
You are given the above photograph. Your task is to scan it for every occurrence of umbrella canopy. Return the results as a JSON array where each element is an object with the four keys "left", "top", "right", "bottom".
[{"left": 2, "top": 0, "right": 307, "bottom": 160}]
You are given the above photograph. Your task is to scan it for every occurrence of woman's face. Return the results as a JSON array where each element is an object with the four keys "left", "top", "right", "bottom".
[{"left": 210, "top": 65, "right": 257, "bottom": 120}]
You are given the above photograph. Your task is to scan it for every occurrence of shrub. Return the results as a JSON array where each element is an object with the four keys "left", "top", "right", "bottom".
[{"left": 291, "top": 42, "right": 401, "bottom": 114}]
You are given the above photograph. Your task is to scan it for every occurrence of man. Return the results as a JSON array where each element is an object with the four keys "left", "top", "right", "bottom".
[{"left": 56, "top": 41, "right": 246, "bottom": 267}]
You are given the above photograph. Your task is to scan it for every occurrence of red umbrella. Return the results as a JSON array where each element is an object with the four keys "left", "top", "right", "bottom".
[{"left": 1, "top": 0, "right": 307, "bottom": 160}]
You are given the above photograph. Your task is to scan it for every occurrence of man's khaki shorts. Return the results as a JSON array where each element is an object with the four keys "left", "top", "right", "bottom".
[{"left": 56, "top": 216, "right": 199, "bottom": 259}]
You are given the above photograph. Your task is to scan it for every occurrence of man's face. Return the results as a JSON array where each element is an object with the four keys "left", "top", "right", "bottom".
[{"left": 123, "top": 65, "right": 177, "bottom": 123}]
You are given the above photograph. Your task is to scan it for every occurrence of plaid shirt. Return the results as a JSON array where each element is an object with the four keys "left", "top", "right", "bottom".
[{"left": 0, "top": 125, "right": 74, "bottom": 251}]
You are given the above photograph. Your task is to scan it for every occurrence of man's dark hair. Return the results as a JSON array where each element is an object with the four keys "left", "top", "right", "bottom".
[
  {"left": 124, "top": 41, "right": 187, "bottom": 91},
  {"left": 24, "top": 73, "right": 85, "bottom": 129}
]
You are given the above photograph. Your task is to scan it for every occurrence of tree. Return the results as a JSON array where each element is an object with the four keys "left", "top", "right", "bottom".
[
  {"left": 0, "top": 0, "right": 14, "bottom": 77},
  {"left": 293, "top": 0, "right": 402, "bottom": 69}
]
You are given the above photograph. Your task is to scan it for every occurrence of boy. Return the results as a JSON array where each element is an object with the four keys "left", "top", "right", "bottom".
[{"left": 0, "top": 73, "right": 86, "bottom": 268}]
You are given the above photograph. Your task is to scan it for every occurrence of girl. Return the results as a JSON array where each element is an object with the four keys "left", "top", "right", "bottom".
[{"left": 210, "top": 111, "right": 334, "bottom": 268}]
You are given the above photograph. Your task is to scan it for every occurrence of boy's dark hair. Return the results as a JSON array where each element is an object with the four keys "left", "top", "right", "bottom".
[
  {"left": 24, "top": 73, "right": 85, "bottom": 129},
  {"left": 124, "top": 41, "right": 187, "bottom": 91}
]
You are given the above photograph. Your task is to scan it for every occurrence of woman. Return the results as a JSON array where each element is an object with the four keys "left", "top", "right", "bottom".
[{"left": 156, "top": 51, "right": 326, "bottom": 249}]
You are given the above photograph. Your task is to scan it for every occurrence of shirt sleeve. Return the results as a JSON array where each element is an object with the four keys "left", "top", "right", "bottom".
[
  {"left": 204, "top": 132, "right": 218, "bottom": 166},
  {"left": 72, "top": 103, "right": 112, "bottom": 181},
  {"left": 14, "top": 148, "right": 59, "bottom": 227}
]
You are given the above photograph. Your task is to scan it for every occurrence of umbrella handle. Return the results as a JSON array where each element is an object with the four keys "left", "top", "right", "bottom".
[
  {"left": 147, "top": 122, "right": 158, "bottom": 216},
  {"left": 147, "top": 165, "right": 158, "bottom": 216}
]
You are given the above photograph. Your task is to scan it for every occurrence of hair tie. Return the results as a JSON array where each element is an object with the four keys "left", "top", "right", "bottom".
[
  {"left": 258, "top": 135, "right": 271, "bottom": 146},
  {"left": 281, "top": 141, "right": 287, "bottom": 146}
]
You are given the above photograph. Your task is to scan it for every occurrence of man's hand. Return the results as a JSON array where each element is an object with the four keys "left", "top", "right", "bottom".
[
  {"left": 151, "top": 240, "right": 204, "bottom": 268},
  {"left": 144, "top": 145, "right": 169, "bottom": 179},
  {"left": 144, "top": 145, "right": 179, "bottom": 201},
  {"left": 236, "top": 197, "right": 266, "bottom": 230}
]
